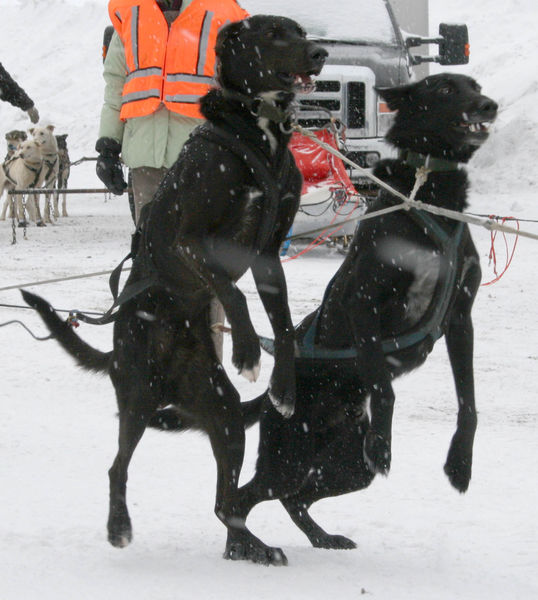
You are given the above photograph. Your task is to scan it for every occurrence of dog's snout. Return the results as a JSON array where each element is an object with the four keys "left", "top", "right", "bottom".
[
  {"left": 308, "top": 44, "right": 328, "bottom": 65},
  {"left": 479, "top": 98, "right": 498, "bottom": 118}
]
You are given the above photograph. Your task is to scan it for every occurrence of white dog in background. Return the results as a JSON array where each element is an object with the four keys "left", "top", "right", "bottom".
[
  {"left": 30, "top": 125, "right": 59, "bottom": 224},
  {"left": 0, "top": 139, "right": 43, "bottom": 223}
]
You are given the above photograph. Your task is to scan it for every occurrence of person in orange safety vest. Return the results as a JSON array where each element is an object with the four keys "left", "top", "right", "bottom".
[{"left": 95, "top": 0, "right": 248, "bottom": 223}]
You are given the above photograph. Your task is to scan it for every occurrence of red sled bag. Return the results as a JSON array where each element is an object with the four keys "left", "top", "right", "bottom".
[{"left": 289, "top": 128, "right": 356, "bottom": 198}]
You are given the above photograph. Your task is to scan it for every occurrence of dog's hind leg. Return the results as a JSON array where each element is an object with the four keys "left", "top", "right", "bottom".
[
  {"left": 30, "top": 192, "right": 44, "bottom": 225},
  {"left": 43, "top": 191, "right": 54, "bottom": 223},
  {"left": 281, "top": 498, "right": 357, "bottom": 550},
  {"left": 443, "top": 252, "right": 480, "bottom": 492},
  {"left": 53, "top": 189, "right": 60, "bottom": 220},
  {"left": 280, "top": 418, "right": 374, "bottom": 549},
  {"left": 200, "top": 366, "right": 287, "bottom": 565},
  {"left": 0, "top": 196, "right": 9, "bottom": 220},
  {"left": 107, "top": 387, "right": 158, "bottom": 548}
]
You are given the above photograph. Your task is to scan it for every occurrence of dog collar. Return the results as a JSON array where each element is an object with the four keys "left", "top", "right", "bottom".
[
  {"left": 399, "top": 150, "right": 460, "bottom": 172},
  {"left": 221, "top": 89, "right": 294, "bottom": 125}
]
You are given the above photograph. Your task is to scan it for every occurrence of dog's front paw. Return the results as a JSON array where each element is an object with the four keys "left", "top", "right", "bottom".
[
  {"left": 363, "top": 429, "right": 391, "bottom": 475},
  {"left": 239, "top": 362, "right": 260, "bottom": 383},
  {"left": 107, "top": 509, "right": 132, "bottom": 549},
  {"left": 268, "top": 375, "right": 295, "bottom": 418},
  {"left": 232, "top": 329, "right": 261, "bottom": 380},
  {"left": 268, "top": 388, "right": 295, "bottom": 418},
  {"left": 444, "top": 441, "right": 472, "bottom": 493}
]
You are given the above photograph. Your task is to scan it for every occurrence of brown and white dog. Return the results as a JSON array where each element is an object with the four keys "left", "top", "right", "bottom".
[{"left": 0, "top": 139, "right": 43, "bottom": 223}]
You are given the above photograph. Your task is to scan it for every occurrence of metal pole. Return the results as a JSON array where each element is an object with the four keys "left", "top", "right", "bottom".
[{"left": 7, "top": 188, "right": 127, "bottom": 195}]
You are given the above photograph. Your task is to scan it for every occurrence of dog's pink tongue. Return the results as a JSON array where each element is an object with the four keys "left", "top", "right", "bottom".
[{"left": 296, "top": 74, "right": 315, "bottom": 92}]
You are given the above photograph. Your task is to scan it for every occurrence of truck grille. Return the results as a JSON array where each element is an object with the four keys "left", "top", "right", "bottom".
[
  {"left": 297, "top": 79, "right": 366, "bottom": 130},
  {"left": 347, "top": 82, "right": 365, "bottom": 128}
]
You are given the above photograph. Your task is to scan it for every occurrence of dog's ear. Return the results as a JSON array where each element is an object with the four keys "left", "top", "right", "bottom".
[
  {"left": 375, "top": 85, "right": 412, "bottom": 111},
  {"left": 216, "top": 19, "right": 244, "bottom": 56},
  {"left": 46, "top": 125, "right": 55, "bottom": 132},
  {"left": 28, "top": 127, "right": 35, "bottom": 136}
]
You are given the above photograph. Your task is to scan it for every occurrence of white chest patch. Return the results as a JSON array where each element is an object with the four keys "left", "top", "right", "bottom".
[
  {"left": 257, "top": 91, "right": 281, "bottom": 154},
  {"left": 377, "top": 237, "right": 441, "bottom": 323}
]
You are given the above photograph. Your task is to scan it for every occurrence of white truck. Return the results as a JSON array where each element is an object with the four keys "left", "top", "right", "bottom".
[{"left": 244, "top": 0, "right": 469, "bottom": 190}]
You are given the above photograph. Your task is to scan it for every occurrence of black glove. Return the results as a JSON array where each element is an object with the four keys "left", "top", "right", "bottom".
[{"left": 95, "top": 137, "right": 127, "bottom": 195}]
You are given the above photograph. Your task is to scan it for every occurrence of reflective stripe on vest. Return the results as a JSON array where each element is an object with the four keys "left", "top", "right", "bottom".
[{"left": 108, "top": 0, "right": 248, "bottom": 120}]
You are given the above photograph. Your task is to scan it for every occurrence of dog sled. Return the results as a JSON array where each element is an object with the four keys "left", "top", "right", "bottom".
[{"left": 287, "top": 118, "right": 367, "bottom": 250}]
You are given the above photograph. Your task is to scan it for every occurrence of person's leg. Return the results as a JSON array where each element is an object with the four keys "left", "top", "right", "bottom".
[
  {"left": 209, "top": 299, "right": 226, "bottom": 362},
  {"left": 132, "top": 167, "right": 225, "bottom": 360},
  {"left": 131, "top": 166, "right": 168, "bottom": 224}
]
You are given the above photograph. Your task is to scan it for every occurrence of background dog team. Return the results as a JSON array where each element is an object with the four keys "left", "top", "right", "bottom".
[{"left": 0, "top": 126, "right": 70, "bottom": 225}]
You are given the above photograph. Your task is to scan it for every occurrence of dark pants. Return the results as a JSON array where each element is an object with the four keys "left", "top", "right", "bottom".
[
  {"left": 131, "top": 166, "right": 168, "bottom": 225},
  {"left": 131, "top": 165, "right": 225, "bottom": 360}
]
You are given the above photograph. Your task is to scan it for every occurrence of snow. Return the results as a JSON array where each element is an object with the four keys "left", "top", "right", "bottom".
[{"left": 1, "top": 1, "right": 537, "bottom": 598}]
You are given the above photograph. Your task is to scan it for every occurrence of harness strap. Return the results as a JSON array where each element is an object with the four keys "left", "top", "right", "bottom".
[
  {"left": 28, "top": 163, "right": 43, "bottom": 188},
  {"left": 399, "top": 149, "right": 460, "bottom": 172},
  {"left": 70, "top": 252, "right": 141, "bottom": 325},
  {"left": 221, "top": 89, "right": 294, "bottom": 125},
  {"left": 41, "top": 154, "right": 58, "bottom": 182},
  {"left": 71, "top": 120, "right": 292, "bottom": 327},
  {"left": 3, "top": 157, "right": 43, "bottom": 188},
  {"left": 294, "top": 207, "right": 466, "bottom": 360},
  {"left": 195, "top": 121, "right": 290, "bottom": 250},
  {"left": 2, "top": 161, "right": 17, "bottom": 186}
]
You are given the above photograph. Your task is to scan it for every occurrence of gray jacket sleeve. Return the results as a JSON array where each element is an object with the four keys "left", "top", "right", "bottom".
[
  {"left": 97, "top": 32, "right": 126, "bottom": 144},
  {"left": 0, "top": 62, "right": 35, "bottom": 111}
]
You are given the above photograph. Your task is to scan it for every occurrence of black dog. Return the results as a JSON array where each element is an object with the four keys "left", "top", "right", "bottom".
[
  {"left": 23, "top": 16, "right": 326, "bottom": 565},
  {"left": 151, "top": 73, "right": 498, "bottom": 557}
]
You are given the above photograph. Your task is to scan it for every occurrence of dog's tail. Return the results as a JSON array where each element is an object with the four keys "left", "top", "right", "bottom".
[
  {"left": 21, "top": 290, "right": 111, "bottom": 373},
  {"left": 147, "top": 393, "right": 266, "bottom": 434}
]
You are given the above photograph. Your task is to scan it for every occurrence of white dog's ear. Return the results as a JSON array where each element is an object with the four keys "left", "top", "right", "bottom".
[
  {"left": 46, "top": 125, "right": 55, "bottom": 132},
  {"left": 29, "top": 128, "right": 35, "bottom": 135}
]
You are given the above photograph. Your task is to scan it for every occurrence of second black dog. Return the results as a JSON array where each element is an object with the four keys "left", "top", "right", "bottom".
[{"left": 151, "top": 73, "right": 498, "bottom": 556}]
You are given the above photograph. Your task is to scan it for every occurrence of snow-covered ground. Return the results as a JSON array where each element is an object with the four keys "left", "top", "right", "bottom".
[{"left": 1, "top": 1, "right": 537, "bottom": 599}]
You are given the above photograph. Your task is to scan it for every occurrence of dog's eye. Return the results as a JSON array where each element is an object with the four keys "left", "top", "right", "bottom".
[
  {"left": 265, "top": 29, "right": 276, "bottom": 39},
  {"left": 438, "top": 84, "right": 453, "bottom": 95}
]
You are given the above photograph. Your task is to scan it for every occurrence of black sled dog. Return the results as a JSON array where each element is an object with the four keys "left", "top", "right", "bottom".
[
  {"left": 152, "top": 73, "right": 498, "bottom": 558},
  {"left": 23, "top": 16, "right": 326, "bottom": 566}
]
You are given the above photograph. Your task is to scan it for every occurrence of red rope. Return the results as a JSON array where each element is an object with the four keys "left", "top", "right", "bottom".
[
  {"left": 281, "top": 193, "right": 363, "bottom": 262},
  {"left": 481, "top": 216, "right": 520, "bottom": 286}
]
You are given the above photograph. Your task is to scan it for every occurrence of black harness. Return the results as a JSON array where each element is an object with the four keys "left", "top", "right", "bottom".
[
  {"left": 41, "top": 153, "right": 59, "bottom": 183},
  {"left": 2, "top": 156, "right": 43, "bottom": 188},
  {"left": 195, "top": 120, "right": 293, "bottom": 249},
  {"left": 260, "top": 207, "right": 466, "bottom": 360},
  {"left": 73, "top": 120, "right": 293, "bottom": 326}
]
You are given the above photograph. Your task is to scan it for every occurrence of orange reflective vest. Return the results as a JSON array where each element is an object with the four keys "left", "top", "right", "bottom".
[{"left": 108, "top": 0, "right": 248, "bottom": 119}]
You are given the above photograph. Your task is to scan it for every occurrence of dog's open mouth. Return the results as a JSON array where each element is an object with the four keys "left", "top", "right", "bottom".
[
  {"left": 457, "top": 114, "right": 494, "bottom": 144},
  {"left": 278, "top": 72, "right": 318, "bottom": 93}
]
